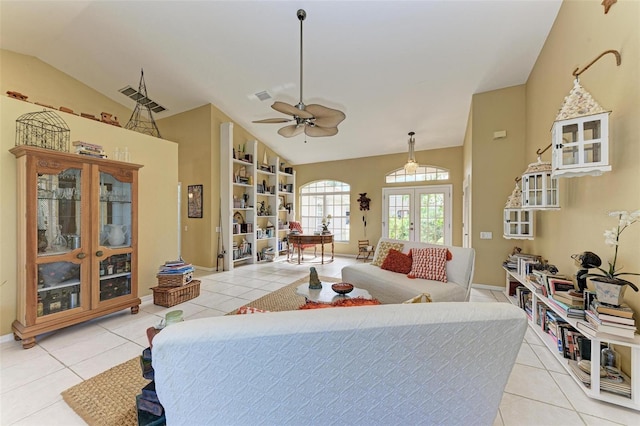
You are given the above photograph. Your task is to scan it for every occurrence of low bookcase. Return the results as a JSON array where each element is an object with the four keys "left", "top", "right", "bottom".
[{"left": 504, "top": 267, "right": 640, "bottom": 411}]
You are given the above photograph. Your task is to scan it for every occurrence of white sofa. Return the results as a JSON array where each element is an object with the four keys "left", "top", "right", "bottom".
[
  {"left": 341, "top": 238, "right": 475, "bottom": 304},
  {"left": 153, "top": 302, "right": 526, "bottom": 425}
]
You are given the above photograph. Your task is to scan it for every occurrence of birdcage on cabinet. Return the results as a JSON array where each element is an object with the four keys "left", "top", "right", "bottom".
[{"left": 15, "top": 110, "right": 70, "bottom": 152}]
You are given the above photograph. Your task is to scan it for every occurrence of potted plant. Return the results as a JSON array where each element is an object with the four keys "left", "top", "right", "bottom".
[
  {"left": 321, "top": 215, "right": 332, "bottom": 234},
  {"left": 581, "top": 210, "right": 639, "bottom": 306}
]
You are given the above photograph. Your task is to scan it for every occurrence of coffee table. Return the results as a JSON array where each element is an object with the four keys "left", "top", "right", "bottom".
[{"left": 296, "top": 281, "right": 372, "bottom": 304}]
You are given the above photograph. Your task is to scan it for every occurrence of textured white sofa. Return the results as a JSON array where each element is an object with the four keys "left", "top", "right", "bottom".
[
  {"left": 341, "top": 238, "right": 475, "bottom": 304},
  {"left": 153, "top": 303, "right": 526, "bottom": 425}
]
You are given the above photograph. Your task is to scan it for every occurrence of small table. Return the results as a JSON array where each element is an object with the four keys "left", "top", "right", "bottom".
[
  {"left": 296, "top": 282, "right": 371, "bottom": 304},
  {"left": 288, "top": 234, "right": 334, "bottom": 264}
]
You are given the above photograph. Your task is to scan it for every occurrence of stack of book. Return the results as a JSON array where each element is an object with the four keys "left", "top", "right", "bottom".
[
  {"left": 568, "top": 359, "right": 632, "bottom": 398},
  {"left": 72, "top": 140, "right": 107, "bottom": 158},
  {"left": 541, "top": 278, "right": 586, "bottom": 319},
  {"left": 579, "top": 300, "right": 637, "bottom": 339},
  {"left": 158, "top": 260, "right": 194, "bottom": 275}
]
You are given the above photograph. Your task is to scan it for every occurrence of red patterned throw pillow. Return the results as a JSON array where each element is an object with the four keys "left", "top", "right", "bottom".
[
  {"left": 380, "top": 249, "right": 413, "bottom": 274},
  {"left": 407, "top": 247, "right": 448, "bottom": 282}
]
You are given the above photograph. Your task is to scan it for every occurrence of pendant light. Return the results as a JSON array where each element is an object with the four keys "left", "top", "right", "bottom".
[{"left": 404, "top": 131, "right": 418, "bottom": 174}]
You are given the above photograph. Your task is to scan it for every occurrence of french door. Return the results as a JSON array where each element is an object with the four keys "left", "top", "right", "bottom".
[{"left": 382, "top": 185, "right": 451, "bottom": 245}]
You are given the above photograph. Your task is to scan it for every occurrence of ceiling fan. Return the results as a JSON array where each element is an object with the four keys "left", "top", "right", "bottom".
[{"left": 253, "top": 9, "right": 346, "bottom": 138}]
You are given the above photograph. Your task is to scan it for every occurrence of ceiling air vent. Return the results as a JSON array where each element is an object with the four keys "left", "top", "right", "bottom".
[
  {"left": 255, "top": 90, "right": 272, "bottom": 101},
  {"left": 118, "top": 86, "right": 167, "bottom": 113}
]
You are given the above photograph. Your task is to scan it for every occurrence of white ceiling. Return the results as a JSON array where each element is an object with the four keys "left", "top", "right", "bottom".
[{"left": 0, "top": 0, "right": 561, "bottom": 165}]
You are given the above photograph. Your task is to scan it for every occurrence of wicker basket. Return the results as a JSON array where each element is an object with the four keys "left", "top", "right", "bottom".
[
  {"left": 157, "top": 271, "right": 193, "bottom": 287},
  {"left": 152, "top": 280, "right": 200, "bottom": 307}
]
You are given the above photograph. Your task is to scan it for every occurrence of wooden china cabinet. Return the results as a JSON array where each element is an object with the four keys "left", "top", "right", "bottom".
[{"left": 10, "top": 146, "right": 142, "bottom": 349}]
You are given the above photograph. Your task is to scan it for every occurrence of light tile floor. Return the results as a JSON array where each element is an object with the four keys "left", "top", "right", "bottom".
[{"left": 1, "top": 257, "right": 639, "bottom": 425}]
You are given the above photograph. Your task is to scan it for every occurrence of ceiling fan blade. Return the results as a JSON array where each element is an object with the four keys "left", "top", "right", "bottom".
[
  {"left": 305, "top": 104, "right": 346, "bottom": 128},
  {"left": 252, "top": 118, "right": 292, "bottom": 123},
  {"left": 278, "top": 124, "right": 305, "bottom": 138},
  {"left": 272, "top": 101, "right": 313, "bottom": 119},
  {"left": 305, "top": 125, "right": 338, "bottom": 137}
]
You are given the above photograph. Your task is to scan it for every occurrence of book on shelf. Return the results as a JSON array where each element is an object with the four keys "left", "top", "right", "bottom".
[
  {"left": 585, "top": 310, "right": 636, "bottom": 330},
  {"left": 72, "top": 140, "right": 104, "bottom": 150},
  {"left": 584, "top": 314, "right": 636, "bottom": 339},
  {"left": 547, "top": 278, "right": 575, "bottom": 296},
  {"left": 76, "top": 149, "right": 107, "bottom": 159},
  {"left": 591, "top": 311, "right": 636, "bottom": 326},
  {"left": 590, "top": 299, "right": 634, "bottom": 319},
  {"left": 552, "top": 291, "right": 584, "bottom": 308}
]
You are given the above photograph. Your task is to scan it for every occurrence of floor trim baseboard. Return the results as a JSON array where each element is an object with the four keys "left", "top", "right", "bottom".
[{"left": 471, "top": 283, "right": 504, "bottom": 291}]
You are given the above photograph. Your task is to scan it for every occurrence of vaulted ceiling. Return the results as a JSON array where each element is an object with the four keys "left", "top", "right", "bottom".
[{"left": 0, "top": 0, "right": 562, "bottom": 164}]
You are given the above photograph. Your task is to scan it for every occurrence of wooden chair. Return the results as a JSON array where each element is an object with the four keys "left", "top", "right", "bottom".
[
  {"left": 356, "top": 240, "right": 374, "bottom": 261},
  {"left": 289, "top": 221, "right": 317, "bottom": 259}
]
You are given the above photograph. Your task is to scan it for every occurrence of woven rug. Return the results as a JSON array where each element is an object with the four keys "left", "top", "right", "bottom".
[{"left": 61, "top": 275, "right": 338, "bottom": 425}]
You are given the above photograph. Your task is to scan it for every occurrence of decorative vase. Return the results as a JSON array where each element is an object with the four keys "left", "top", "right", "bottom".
[
  {"left": 592, "top": 278, "right": 628, "bottom": 306},
  {"left": 105, "top": 224, "right": 126, "bottom": 246},
  {"left": 37, "top": 229, "right": 48, "bottom": 253}
]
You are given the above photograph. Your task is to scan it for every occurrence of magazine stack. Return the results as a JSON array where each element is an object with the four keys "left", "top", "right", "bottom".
[{"left": 72, "top": 140, "right": 107, "bottom": 158}]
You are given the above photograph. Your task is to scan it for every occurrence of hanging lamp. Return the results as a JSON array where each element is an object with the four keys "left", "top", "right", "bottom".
[
  {"left": 503, "top": 179, "right": 534, "bottom": 240},
  {"left": 404, "top": 131, "right": 419, "bottom": 174},
  {"left": 521, "top": 156, "right": 560, "bottom": 210}
]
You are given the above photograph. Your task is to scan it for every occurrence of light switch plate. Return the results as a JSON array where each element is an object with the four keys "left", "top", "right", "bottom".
[{"left": 480, "top": 231, "right": 493, "bottom": 239}]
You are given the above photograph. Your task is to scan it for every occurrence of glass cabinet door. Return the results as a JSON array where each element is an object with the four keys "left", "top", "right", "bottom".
[
  {"left": 98, "top": 170, "right": 133, "bottom": 302},
  {"left": 36, "top": 167, "right": 84, "bottom": 317}
]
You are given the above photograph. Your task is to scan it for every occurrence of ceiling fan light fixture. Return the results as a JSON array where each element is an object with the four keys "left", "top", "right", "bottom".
[
  {"left": 404, "top": 131, "right": 419, "bottom": 174},
  {"left": 252, "top": 9, "right": 345, "bottom": 138}
]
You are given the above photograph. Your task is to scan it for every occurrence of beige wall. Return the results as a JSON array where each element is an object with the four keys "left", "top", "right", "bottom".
[
  {"left": 470, "top": 85, "right": 528, "bottom": 285},
  {"left": 0, "top": 50, "right": 132, "bottom": 124},
  {"left": 0, "top": 54, "right": 179, "bottom": 337},
  {"left": 295, "top": 147, "right": 464, "bottom": 255},
  {"left": 525, "top": 0, "right": 640, "bottom": 313},
  {"left": 159, "top": 105, "right": 216, "bottom": 268},
  {"left": 159, "top": 104, "right": 293, "bottom": 270}
]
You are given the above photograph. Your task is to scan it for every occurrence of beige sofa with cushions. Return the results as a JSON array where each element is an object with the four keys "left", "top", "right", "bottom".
[{"left": 341, "top": 238, "right": 475, "bottom": 304}]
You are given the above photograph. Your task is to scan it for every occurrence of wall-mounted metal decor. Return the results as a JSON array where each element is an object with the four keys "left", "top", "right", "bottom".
[{"left": 15, "top": 110, "right": 70, "bottom": 152}]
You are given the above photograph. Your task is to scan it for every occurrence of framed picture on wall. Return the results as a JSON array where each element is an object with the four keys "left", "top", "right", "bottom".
[{"left": 188, "top": 184, "right": 203, "bottom": 218}]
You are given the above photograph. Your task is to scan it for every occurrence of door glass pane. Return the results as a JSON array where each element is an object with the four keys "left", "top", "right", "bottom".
[
  {"left": 387, "top": 194, "right": 411, "bottom": 240},
  {"left": 99, "top": 253, "right": 132, "bottom": 301},
  {"left": 37, "top": 261, "right": 81, "bottom": 316},
  {"left": 99, "top": 172, "right": 132, "bottom": 247},
  {"left": 419, "top": 193, "right": 445, "bottom": 244},
  {"left": 37, "top": 168, "right": 82, "bottom": 255}
]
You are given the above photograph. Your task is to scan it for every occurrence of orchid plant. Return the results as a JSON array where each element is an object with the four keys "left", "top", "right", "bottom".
[
  {"left": 583, "top": 210, "right": 640, "bottom": 292},
  {"left": 321, "top": 214, "right": 332, "bottom": 233}
]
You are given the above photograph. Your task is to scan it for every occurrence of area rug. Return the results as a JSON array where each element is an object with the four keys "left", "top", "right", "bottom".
[
  {"left": 61, "top": 275, "right": 339, "bottom": 425},
  {"left": 61, "top": 357, "right": 149, "bottom": 425}
]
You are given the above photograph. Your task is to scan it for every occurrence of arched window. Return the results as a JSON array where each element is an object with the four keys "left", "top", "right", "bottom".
[
  {"left": 385, "top": 166, "right": 449, "bottom": 184},
  {"left": 300, "top": 180, "right": 350, "bottom": 242}
]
